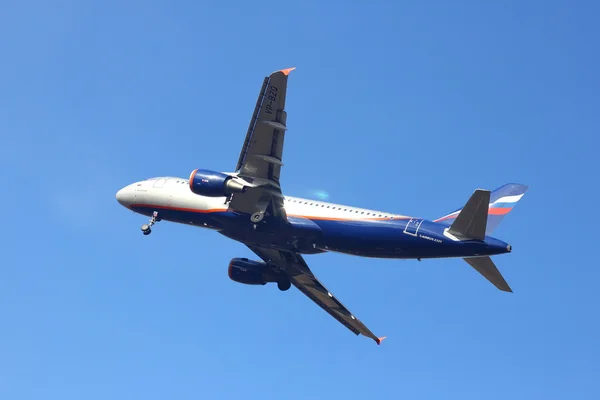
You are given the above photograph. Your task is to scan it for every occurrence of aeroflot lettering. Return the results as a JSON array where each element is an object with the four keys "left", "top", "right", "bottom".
[{"left": 419, "top": 234, "right": 442, "bottom": 243}]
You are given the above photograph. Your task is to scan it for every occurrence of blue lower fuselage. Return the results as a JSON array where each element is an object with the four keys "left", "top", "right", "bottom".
[{"left": 131, "top": 205, "right": 511, "bottom": 260}]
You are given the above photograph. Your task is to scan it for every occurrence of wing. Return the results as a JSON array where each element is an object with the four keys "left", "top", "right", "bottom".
[
  {"left": 228, "top": 68, "right": 294, "bottom": 219},
  {"left": 246, "top": 245, "right": 386, "bottom": 345},
  {"left": 236, "top": 67, "right": 294, "bottom": 183}
]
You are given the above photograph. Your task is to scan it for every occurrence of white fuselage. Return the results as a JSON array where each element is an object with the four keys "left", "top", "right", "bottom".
[{"left": 116, "top": 176, "right": 410, "bottom": 225}]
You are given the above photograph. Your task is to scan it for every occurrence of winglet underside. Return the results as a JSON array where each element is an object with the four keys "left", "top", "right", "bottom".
[{"left": 279, "top": 67, "right": 296, "bottom": 76}]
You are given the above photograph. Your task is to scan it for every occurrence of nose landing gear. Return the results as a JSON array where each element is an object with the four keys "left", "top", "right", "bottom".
[{"left": 141, "top": 211, "right": 159, "bottom": 235}]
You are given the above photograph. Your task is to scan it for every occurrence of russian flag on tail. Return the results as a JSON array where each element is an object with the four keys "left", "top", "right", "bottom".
[{"left": 434, "top": 183, "right": 529, "bottom": 235}]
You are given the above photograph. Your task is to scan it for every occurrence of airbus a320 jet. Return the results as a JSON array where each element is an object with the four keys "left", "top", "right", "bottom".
[{"left": 116, "top": 68, "right": 528, "bottom": 345}]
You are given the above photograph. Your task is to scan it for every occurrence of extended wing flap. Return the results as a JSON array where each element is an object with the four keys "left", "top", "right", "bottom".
[
  {"left": 246, "top": 245, "right": 385, "bottom": 345},
  {"left": 228, "top": 185, "right": 287, "bottom": 219},
  {"left": 286, "top": 263, "right": 384, "bottom": 344},
  {"left": 289, "top": 273, "right": 361, "bottom": 336}
]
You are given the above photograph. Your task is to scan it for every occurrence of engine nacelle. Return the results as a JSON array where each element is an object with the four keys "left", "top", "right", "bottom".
[
  {"left": 189, "top": 169, "right": 247, "bottom": 197},
  {"left": 228, "top": 258, "right": 278, "bottom": 286}
]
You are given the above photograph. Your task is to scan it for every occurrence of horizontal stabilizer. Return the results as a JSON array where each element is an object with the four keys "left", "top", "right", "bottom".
[
  {"left": 463, "top": 256, "right": 512, "bottom": 292},
  {"left": 448, "top": 189, "right": 490, "bottom": 240}
]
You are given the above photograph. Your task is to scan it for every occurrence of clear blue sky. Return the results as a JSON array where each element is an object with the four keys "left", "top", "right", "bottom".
[{"left": 1, "top": 0, "right": 599, "bottom": 398}]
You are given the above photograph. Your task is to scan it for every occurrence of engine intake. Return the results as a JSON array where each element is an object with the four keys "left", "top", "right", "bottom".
[
  {"left": 228, "top": 258, "right": 279, "bottom": 286},
  {"left": 189, "top": 169, "right": 247, "bottom": 197}
]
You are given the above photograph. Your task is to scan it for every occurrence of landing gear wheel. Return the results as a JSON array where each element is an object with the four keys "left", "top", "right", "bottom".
[
  {"left": 141, "top": 211, "right": 159, "bottom": 235},
  {"left": 251, "top": 212, "right": 265, "bottom": 223},
  {"left": 277, "top": 280, "right": 291, "bottom": 291}
]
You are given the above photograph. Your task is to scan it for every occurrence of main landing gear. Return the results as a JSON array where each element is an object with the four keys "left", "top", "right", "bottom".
[
  {"left": 250, "top": 211, "right": 265, "bottom": 223},
  {"left": 141, "top": 211, "right": 159, "bottom": 235},
  {"left": 250, "top": 211, "right": 267, "bottom": 231},
  {"left": 277, "top": 279, "right": 291, "bottom": 291}
]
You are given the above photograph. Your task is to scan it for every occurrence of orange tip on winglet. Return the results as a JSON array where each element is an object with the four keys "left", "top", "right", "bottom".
[
  {"left": 280, "top": 67, "right": 296, "bottom": 76},
  {"left": 376, "top": 336, "right": 387, "bottom": 345}
]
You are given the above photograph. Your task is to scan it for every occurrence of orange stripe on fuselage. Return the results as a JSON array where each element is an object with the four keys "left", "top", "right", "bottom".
[
  {"left": 133, "top": 204, "right": 409, "bottom": 222},
  {"left": 286, "top": 214, "right": 410, "bottom": 222}
]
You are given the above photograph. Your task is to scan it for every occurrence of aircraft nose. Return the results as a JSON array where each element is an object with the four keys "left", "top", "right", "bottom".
[{"left": 116, "top": 185, "right": 134, "bottom": 207}]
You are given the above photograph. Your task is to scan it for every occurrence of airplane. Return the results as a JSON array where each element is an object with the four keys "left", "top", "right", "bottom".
[{"left": 116, "top": 67, "right": 529, "bottom": 345}]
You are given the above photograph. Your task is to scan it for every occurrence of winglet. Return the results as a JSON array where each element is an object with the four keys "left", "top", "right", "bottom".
[
  {"left": 375, "top": 336, "right": 387, "bottom": 345},
  {"left": 279, "top": 67, "right": 296, "bottom": 76}
]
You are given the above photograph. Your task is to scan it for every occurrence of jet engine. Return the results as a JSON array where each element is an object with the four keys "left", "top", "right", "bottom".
[
  {"left": 228, "top": 258, "right": 291, "bottom": 291},
  {"left": 228, "top": 258, "right": 270, "bottom": 285},
  {"left": 188, "top": 169, "right": 247, "bottom": 197}
]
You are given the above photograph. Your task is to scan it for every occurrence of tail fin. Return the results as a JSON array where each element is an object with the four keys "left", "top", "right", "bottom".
[{"left": 434, "top": 183, "right": 529, "bottom": 235}]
